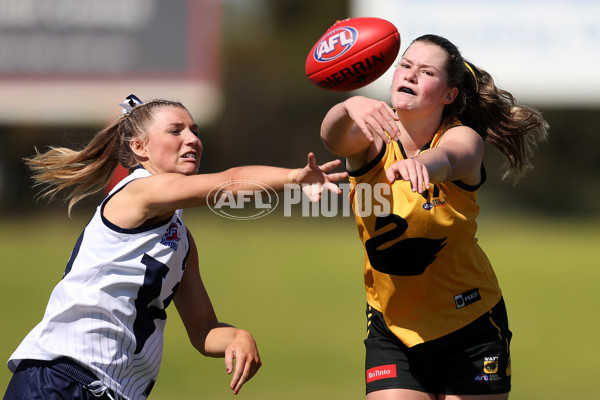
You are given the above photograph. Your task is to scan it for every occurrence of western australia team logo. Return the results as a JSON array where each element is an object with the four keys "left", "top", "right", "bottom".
[
  {"left": 160, "top": 223, "right": 180, "bottom": 250},
  {"left": 314, "top": 26, "right": 358, "bottom": 62}
]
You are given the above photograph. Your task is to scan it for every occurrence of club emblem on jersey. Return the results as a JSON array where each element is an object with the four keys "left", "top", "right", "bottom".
[
  {"left": 365, "top": 213, "right": 446, "bottom": 276},
  {"left": 160, "top": 223, "right": 180, "bottom": 250}
]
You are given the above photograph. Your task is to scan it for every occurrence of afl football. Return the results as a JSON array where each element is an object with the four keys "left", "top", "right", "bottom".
[{"left": 305, "top": 17, "right": 400, "bottom": 91}]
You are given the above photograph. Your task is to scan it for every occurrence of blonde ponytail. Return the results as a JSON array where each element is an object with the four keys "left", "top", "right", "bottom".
[{"left": 25, "top": 98, "right": 187, "bottom": 215}]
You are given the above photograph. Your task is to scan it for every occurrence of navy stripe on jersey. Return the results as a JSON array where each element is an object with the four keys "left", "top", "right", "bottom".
[
  {"left": 63, "top": 230, "right": 85, "bottom": 278},
  {"left": 99, "top": 178, "right": 172, "bottom": 234}
]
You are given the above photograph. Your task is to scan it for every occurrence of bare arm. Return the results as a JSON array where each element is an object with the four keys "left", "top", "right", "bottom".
[
  {"left": 174, "top": 232, "right": 261, "bottom": 395},
  {"left": 320, "top": 96, "right": 400, "bottom": 170},
  {"left": 104, "top": 153, "right": 347, "bottom": 228},
  {"left": 386, "top": 126, "right": 484, "bottom": 192}
]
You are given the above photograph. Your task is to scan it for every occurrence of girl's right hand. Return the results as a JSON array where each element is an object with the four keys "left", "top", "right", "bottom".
[
  {"left": 343, "top": 96, "right": 400, "bottom": 143},
  {"left": 289, "top": 152, "right": 348, "bottom": 202}
]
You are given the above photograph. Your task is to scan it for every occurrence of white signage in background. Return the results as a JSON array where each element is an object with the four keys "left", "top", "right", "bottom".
[
  {"left": 350, "top": 0, "right": 600, "bottom": 107},
  {"left": 0, "top": 0, "right": 223, "bottom": 125}
]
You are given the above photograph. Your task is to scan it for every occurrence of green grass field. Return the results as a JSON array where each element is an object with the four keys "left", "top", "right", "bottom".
[{"left": 1, "top": 209, "right": 598, "bottom": 399}]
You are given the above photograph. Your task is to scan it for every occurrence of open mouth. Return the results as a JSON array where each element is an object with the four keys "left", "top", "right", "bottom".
[
  {"left": 398, "top": 86, "right": 415, "bottom": 95},
  {"left": 181, "top": 152, "right": 197, "bottom": 160}
]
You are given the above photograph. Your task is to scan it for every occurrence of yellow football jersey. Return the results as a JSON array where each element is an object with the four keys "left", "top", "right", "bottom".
[{"left": 349, "top": 120, "right": 502, "bottom": 347}]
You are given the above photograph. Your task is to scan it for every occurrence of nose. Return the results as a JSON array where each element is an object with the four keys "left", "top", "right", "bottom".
[
  {"left": 183, "top": 129, "right": 201, "bottom": 144},
  {"left": 404, "top": 68, "right": 417, "bottom": 83},
  {"left": 183, "top": 129, "right": 203, "bottom": 154}
]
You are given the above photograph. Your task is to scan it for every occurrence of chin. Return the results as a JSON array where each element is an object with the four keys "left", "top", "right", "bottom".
[{"left": 185, "top": 166, "right": 200, "bottom": 175}]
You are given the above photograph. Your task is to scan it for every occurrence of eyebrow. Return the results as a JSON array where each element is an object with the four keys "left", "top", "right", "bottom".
[
  {"left": 400, "top": 57, "right": 440, "bottom": 72},
  {"left": 166, "top": 122, "right": 199, "bottom": 131}
]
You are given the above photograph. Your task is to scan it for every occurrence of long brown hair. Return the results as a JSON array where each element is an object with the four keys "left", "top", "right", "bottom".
[
  {"left": 412, "top": 34, "right": 549, "bottom": 182},
  {"left": 25, "top": 98, "right": 187, "bottom": 215}
]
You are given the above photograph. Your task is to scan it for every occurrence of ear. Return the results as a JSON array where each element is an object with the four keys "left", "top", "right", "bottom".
[
  {"left": 443, "top": 87, "right": 459, "bottom": 105},
  {"left": 129, "top": 137, "right": 147, "bottom": 158}
]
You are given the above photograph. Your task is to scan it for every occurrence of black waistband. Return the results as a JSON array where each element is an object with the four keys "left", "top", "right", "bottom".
[
  {"left": 20, "top": 357, "right": 98, "bottom": 385},
  {"left": 18, "top": 358, "right": 117, "bottom": 398}
]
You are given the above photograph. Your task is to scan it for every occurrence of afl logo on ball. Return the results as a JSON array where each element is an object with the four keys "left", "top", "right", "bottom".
[{"left": 314, "top": 27, "right": 358, "bottom": 62}]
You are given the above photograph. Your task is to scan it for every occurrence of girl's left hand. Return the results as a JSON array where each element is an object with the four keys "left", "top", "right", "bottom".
[
  {"left": 386, "top": 159, "right": 430, "bottom": 194},
  {"left": 225, "top": 329, "right": 262, "bottom": 395}
]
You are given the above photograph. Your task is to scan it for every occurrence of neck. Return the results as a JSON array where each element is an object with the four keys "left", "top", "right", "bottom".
[
  {"left": 396, "top": 110, "right": 444, "bottom": 156},
  {"left": 139, "top": 162, "right": 158, "bottom": 175}
]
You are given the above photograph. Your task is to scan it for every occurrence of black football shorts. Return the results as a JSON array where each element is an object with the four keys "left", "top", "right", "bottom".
[{"left": 364, "top": 298, "right": 512, "bottom": 395}]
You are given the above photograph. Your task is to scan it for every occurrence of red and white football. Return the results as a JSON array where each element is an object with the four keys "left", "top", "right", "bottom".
[{"left": 305, "top": 17, "right": 400, "bottom": 92}]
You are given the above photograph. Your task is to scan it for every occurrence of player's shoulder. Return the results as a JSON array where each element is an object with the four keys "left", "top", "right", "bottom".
[
  {"left": 440, "top": 124, "right": 484, "bottom": 149},
  {"left": 445, "top": 124, "right": 480, "bottom": 138}
]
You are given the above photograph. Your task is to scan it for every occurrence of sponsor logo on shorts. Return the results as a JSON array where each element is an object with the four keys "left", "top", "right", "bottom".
[
  {"left": 475, "top": 356, "right": 504, "bottom": 383},
  {"left": 453, "top": 288, "right": 481, "bottom": 309},
  {"left": 366, "top": 364, "right": 397, "bottom": 383},
  {"left": 484, "top": 357, "right": 499, "bottom": 374}
]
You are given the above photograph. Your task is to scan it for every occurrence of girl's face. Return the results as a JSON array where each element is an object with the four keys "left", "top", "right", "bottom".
[
  {"left": 132, "top": 106, "right": 203, "bottom": 176},
  {"left": 390, "top": 41, "right": 457, "bottom": 115}
]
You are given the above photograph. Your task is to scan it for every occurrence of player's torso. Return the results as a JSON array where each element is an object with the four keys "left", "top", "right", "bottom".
[
  {"left": 349, "top": 125, "right": 502, "bottom": 347},
  {"left": 11, "top": 168, "right": 190, "bottom": 399}
]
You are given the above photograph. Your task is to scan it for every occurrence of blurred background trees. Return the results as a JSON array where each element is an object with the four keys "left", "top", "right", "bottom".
[{"left": 0, "top": 0, "right": 598, "bottom": 217}]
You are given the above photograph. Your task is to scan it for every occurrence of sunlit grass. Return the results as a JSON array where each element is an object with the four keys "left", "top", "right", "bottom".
[{"left": 1, "top": 210, "right": 598, "bottom": 399}]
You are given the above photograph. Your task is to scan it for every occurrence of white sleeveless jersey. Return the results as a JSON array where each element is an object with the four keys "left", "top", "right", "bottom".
[{"left": 8, "top": 168, "right": 190, "bottom": 400}]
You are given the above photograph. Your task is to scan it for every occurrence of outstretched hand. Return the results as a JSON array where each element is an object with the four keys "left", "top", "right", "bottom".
[
  {"left": 291, "top": 152, "right": 348, "bottom": 202},
  {"left": 386, "top": 158, "right": 430, "bottom": 194}
]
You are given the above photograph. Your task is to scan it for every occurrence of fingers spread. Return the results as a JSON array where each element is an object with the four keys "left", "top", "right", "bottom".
[
  {"left": 307, "top": 152, "right": 317, "bottom": 168},
  {"left": 327, "top": 171, "right": 349, "bottom": 183},
  {"left": 318, "top": 158, "right": 343, "bottom": 172},
  {"left": 321, "top": 181, "right": 342, "bottom": 195}
]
